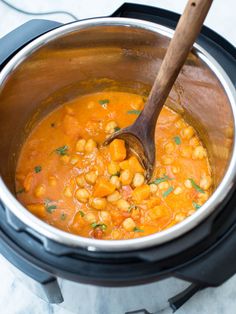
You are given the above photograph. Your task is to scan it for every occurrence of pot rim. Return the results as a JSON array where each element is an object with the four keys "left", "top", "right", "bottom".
[{"left": 0, "top": 17, "right": 235, "bottom": 252}]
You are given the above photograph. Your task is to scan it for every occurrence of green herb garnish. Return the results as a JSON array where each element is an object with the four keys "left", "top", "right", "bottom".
[
  {"left": 173, "top": 136, "right": 181, "bottom": 145},
  {"left": 127, "top": 110, "right": 142, "bottom": 115},
  {"left": 114, "top": 127, "right": 121, "bottom": 132},
  {"left": 98, "top": 99, "right": 109, "bottom": 108},
  {"left": 193, "top": 202, "right": 201, "bottom": 210},
  {"left": 128, "top": 204, "right": 138, "bottom": 213},
  {"left": 16, "top": 188, "right": 25, "bottom": 194},
  {"left": 91, "top": 222, "right": 107, "bottom": 231},
  {"left": 55, "top": 145, "right": 69, "bottom": 156},
  {"left": 133, "top": 227, "right": 144, "bottom": 232},
  {"left": 163, "top": 186, "right": 174, "bottom": 198},
  {"left": 60, "top": 213, "right": 67, "bottom": 220},
  {"left": 150, "top": 175, "right": 173, "bottom": 185},
  {"left": 44, "top": 199, "right": 57, "bottom": 213},
  {"left": 189, "top": 178, "right": 205, "bottom": 194},
  {"left": 111, "top": 172, "right": 120, "bottom": 177},
  {"left": 79, "top": 210, "right": 85, "bottom": 217},
  {"left": 34, "top": 165, "right": 42, "bottom": 173}
]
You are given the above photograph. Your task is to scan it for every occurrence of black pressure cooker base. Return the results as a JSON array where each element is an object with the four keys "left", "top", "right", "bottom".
[{"left": 0, "top": 3, "right": 236, "bottom": 312}]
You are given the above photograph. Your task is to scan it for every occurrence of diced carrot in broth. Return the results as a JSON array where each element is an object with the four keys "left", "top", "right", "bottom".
[
  {"left": 109, "top": 139, "right": 127, "bottom": 161},
  {"left": 132, "top": 184, "right": 150, "bottom": 203},
  {"left": 93, "top": 178, "right": 116, "bottom": 197}
]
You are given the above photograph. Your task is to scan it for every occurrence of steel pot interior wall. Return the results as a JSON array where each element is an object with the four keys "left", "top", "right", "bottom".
[{"left": 0, "top": 20, "right": 234, "bottom": 249}]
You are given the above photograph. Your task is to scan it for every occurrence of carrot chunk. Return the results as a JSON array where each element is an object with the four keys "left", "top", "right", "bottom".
[
  {"left": 27, "top": 204, "right": 45, "bottom": 218},
  {"left": 120, "top": 156, "right": 144, "bottom": 173},
  {"left": 109, "top": 139, "right": 126, "bottom": 161},
  {"left": 128, "top": 156, "right": 144, "bottom": 173},
  {"left": 93, "top": 178, "right": 116, "bottom": 197},
  {"left": 132, "top": 184, "right": 150, "bottom": 203}
]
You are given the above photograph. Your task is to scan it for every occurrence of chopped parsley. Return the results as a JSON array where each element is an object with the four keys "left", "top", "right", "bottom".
[
  {"left": 16, "top": 188, "right": 25, "bottom": 194},
  {"left": 98, "top": 99, "right": 109, "bottom": 108},
  {"left": 60, "top": 213, "right": 67, "bottom": 220},
  {"left": 189, "top": 178, "right": 205, "bottom": 194},
  {"left": 78, "top": 210, "right": 85, "bottom": 217},
  {"left": 114, "top": 127, "right": 121, "bottom": 132},
  {"left": 44, "top": 199, "right": 57, "bottom": 213},
  {"left": 127, "top": 109, "right": 142, "bottom": 115},
  {"left": 133, "top": 227, "right": 144, "bottom": 232},
  {"left": 193, "top": 202, "right": 201, "bottom": 210},
  {"left": 111, "top": 172, "right": 120, "bottom": 177},
  {"left": 163, "top": 186, "right": 174, "bottom": 198},
  {"left": 34, "top": 165, "right": 42, "bottom": 173},
  {"left": 173, "top": 136, "right": 181, "bottom": 145},
  {"left": 150, "top": 175, "right": 173, "bottom": 185},
  {"left": 128, "top": 204, "right": 138, "bottom": 213},
  {"left": 55, "top": 145, "right": 69, "bottom": 156},
  {"left": 91, "top": 223, "right": 107, "bottom": 231}
]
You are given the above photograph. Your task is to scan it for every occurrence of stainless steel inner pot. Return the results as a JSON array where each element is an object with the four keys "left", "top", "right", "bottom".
[{"left": 0, "top": 18, "right": 235, "bottom": 252}]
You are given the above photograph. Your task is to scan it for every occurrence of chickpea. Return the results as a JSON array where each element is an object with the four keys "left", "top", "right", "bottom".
[
  {"left": 184, "top": 179, "right": 192, "bottom": 189},
  {"left": 175, "top": 213, "right": 186, "bottom": 222},
  {"left": 75, "top": 188, "right": 89, "bottom": 203},
  {"left": 189, "top": 137, "right": 200, "bottom": 147},
  {"left": 120, "top": 169, "right": 133, "bottom": 185},
  {"left": 180, "top": 146, "right": 193, "bottom": 158},
  {"left": 164, "top": 142, "right": 175, "bottom": 154},
  {"left": 158, "top": 181, "right": 169, "bottom": 190},
  {"left": 34, "top": 184, "right": 46, "bottom": 198},
  {"left": 76, "top": 175, "right": 86, "bottom": 187},
  {"left": 107, "top": 191, "right": 121, "bottom": 203},
  {"left": 117, "top": 199, "right": 130, "bottom": 211},
  {"left": 64, "top": 186, "right": 72, "bottom": 198},
  {"left": 172, "top": 166, "right": 180, "bottom": 174},
  {"left": 105, "top": 121, "right": 118, "bottom": 134},
  {"left": 76, "top": 139, "right": 86, "bottom": 152},
  {"left": 85, "top": 171, "right": 98, "bottom": 185},
  {"left": 132, "top": 173, "right": 145, "bottom": 188},
  {"left": 48, "top": 176, "right": 57, "bottom": 187},
  {"left": 150, "top": 183, "right": 158, "bottom": 194},
  {"left": 197, "top": 192, "right": 209, "bottom": 205},
  {"left": 181, "top": 126, "right": 194, "bottom": 140},
  {"left": 192, "top": 146, "right": 206, "bottom": 160},
  {"left": 99, "top": 211, "right": 111, "bottom": 222},
  {"left": 85, "top": 139, "right": 97, "bottom": 153},
  {"left": 60, "top": 155, "right": 70, "bottom": 164},
  {"left": 90, "top": 197, "right": 107, "bottom": 210},
  {"left": 108, "top": 161, "right": 120, "bottom": 176},
  {"left": 122, "top": 217, "right": 136, "bottom": 232},
  {"left": 175, "top": 119, "right": 186, "bottom": 129},
  {"left": 174, "top": 187, "right": 183, "bottom": 195},
  {"left": 110, "top": 175, "right": 121, "bottom": 189},
  {"left": 199, "top": 175, "right": 212, "bottom": 190},
  {"left": 161, "top": 155, "right": 174, "bottom": 165},
  {"left": 70, "top": 156, "right": 79, "bottom": 165},
  {"left": 84, "top": 212, "right": 96, "bottom": 223}
]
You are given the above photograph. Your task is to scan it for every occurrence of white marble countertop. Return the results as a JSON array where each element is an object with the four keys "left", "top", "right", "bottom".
[{"left": 0, "top": 1, "right": 235, "bottom": 313}]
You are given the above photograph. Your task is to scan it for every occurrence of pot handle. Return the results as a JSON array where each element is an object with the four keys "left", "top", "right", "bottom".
[{"left": 0, "top": 19, "right": 62, "bottom": 67}]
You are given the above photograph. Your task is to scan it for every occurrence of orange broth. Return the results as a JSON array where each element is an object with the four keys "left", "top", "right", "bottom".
[{"left": 16, "top": 91, "right": 212, "bottom": 240}]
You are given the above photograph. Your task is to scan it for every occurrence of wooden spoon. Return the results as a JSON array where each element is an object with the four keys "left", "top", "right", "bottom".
[{"left": 105, "top": 0, "right": 213, "bottom": 180}]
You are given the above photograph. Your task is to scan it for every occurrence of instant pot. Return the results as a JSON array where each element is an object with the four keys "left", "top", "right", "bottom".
[{"left": 0, "top": 3, "right": 235, "bottom": 314}]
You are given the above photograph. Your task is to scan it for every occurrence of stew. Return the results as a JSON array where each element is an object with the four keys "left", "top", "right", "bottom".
[{"left": 16, "top": 91, "right": 212, "bottom": 240}]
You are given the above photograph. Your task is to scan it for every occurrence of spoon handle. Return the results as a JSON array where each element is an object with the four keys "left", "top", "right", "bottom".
[{"left": 140, "top": 0, "right": 213, "bottom": 127}]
